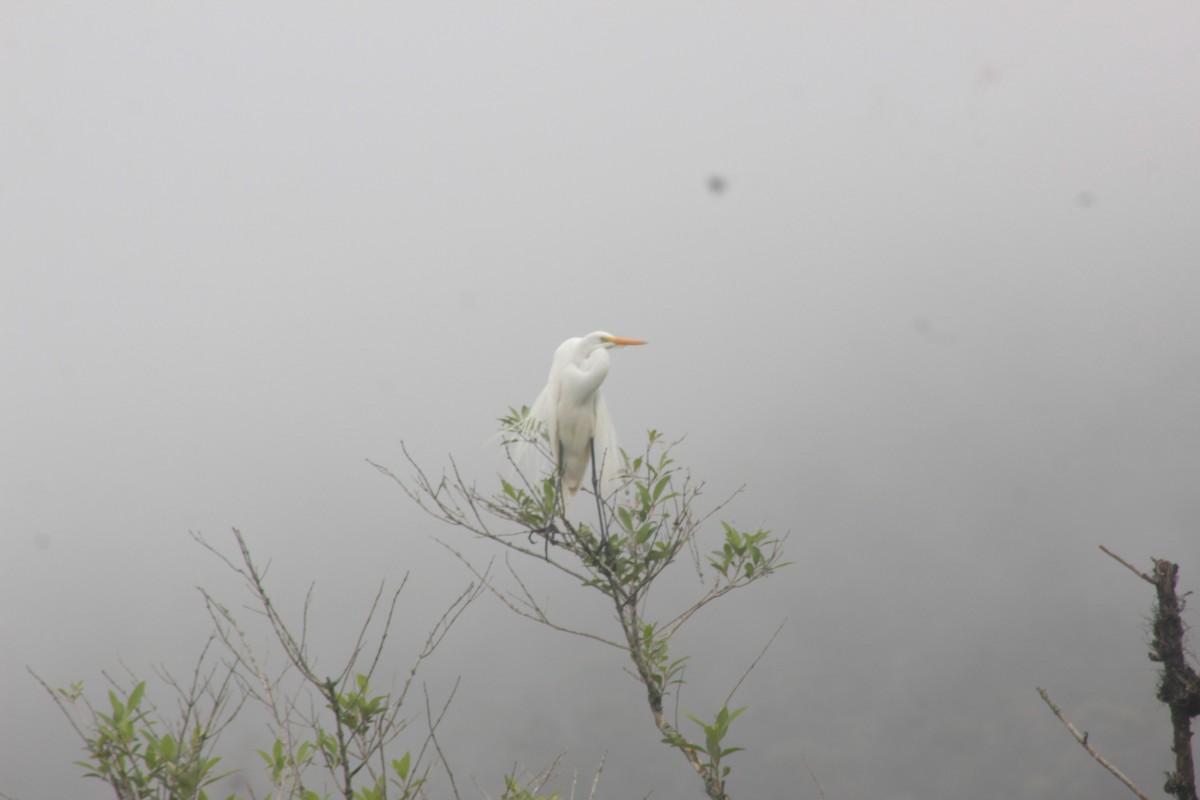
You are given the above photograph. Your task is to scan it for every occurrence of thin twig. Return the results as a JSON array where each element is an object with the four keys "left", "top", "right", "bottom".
[
  {"left": 433, "top": 540, "right": 626, "bottom": 650},
  {"left": 722, "top": 620, "right": 787, "bottom": 710},
  {"left": 1099, "top": 545, "right": 1155, "bottom": 585},
  {"left": 801, "top": 754, "right": 826, "bottom": 800},
  {"left": 662, "top": 534, "right": 788, "bottom": 640},
  {"left": 1036, "top": 687, "right": 1150, "bottom": 800},
  {"left": 28, "top": 669, "right": 90, "bottom": 741},
  {"left": 587, "top": 752, "right": 606, "bottom": 800},
  {"left": 425, "top": 680, "right": 462, "bottom": 800}
]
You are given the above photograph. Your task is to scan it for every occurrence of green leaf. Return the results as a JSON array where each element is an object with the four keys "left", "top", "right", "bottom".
[
  {"left": 127, "top": 681, "right": 146, "bottom": 712},
  {"left": 393, "top": 751, "right": 411, "bottom": 781},
  {"left": 652, "top": 474, "right": 671, "bottom": 502},
  {"left": 107, "top": 690, "right": 125, "bottom": 720},
  {"left": 119, "top": 718, "right": 135, "bottom": 742}
]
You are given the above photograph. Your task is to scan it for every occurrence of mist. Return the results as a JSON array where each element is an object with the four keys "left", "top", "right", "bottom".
[{"left": 3, "top": 3, "right": 1199, "bottom": 798}]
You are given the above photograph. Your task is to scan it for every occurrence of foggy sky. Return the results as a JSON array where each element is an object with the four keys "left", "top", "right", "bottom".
[{"left": 3, "top": 3, "right": 1199, "bottom": 799}]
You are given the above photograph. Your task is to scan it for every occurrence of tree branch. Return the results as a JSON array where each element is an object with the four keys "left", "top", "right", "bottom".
[
  {"left": 1099, "top": 545, "right": 1155, "bottom": 584},
  {"left": 1148, "top": 558, "right": 1200, "bottom": 800},
  {"left": 392, "top": 428, "right": 786, "bottom": 800},
  {"left": 1036, "top": 687, "right": 1150, "bottom": 800}
]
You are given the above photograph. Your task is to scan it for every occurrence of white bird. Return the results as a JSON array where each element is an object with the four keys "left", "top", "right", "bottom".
[{"left": 522, "top": 331, "right": 647, "bottom": 501}]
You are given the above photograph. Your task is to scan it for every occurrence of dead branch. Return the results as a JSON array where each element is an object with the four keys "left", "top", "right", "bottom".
[
  {"left": 801, "top": 754, "right": 826, "bottom": 800},
  {"left": 1148, "top": 558, "right": 1200, "bottom": 800},
  {"left": 1099, "top": 545, "right": 1155, "bottom": 584},
  {"left": 1037, "top": 687, "right": 1150, "bottom": 800}
]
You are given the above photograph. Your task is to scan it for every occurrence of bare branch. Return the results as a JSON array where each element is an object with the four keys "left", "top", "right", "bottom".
[
  {"left": 424, "top": 680, "right": 462, "bottom": 800},
  {"left": 194, "top": 527, "right": 481, "bottom": 799},
  {"left": 1037, "top": 687, "right": 1150, "bottom": 800},
  {"left": 433, "top": 540, "right": 627, "bottom": 650},
  {"left": 1100, "top": 545, "right": 1156, "bottom": 584},
  {"left": 801, "top": 754, "right": 826, "bottom": 800},
  {"left": 28, "top": 669, "right": 89, "bottom": 742},
  {"left": 722, "top": 620, "right": 786, "bottom": 710}
]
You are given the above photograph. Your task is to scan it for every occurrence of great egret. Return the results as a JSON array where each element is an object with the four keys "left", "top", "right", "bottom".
[{"left": 523, "top": 331, "right": 647, "bottom": 501}]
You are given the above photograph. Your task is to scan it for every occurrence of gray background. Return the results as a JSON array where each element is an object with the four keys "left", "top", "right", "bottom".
[{"left": 3, "top": 3, "right": 1199, "bottom": 798}]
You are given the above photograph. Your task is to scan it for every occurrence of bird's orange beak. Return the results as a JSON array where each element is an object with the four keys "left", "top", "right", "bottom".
[{"left": 602, "top": 336, "right": 648, "bottom": 347}]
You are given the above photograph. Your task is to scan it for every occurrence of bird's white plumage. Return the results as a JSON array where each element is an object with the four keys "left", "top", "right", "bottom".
[{"left": 521, "top": 331, "right": 645, "bottom": 500}]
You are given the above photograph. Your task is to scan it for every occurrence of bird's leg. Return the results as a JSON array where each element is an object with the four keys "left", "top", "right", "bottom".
[
  {"left": 528, "top": 523, "right": 556, "bottom": 561},
  {"left": 555, "top": 439, "right": 569, "bottom": 525},
  {"left": 547, "top": 446, "right": 566, "bottom": 561},
  {"left": 590, "top": 437, "right": 610, "bottom": 553},
  {"left": 529, "top": 441, "right": 567, "bottom": 559}
]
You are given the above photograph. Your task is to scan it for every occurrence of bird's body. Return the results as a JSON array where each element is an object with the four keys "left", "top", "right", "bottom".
[{"left": 524, "top": 331, "right": 646, "bottom": 499}]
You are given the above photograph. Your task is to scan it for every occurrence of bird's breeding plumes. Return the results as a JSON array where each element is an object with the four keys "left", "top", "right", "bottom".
[{"left": 514, "top": 331, "right": 647, "bottom": 503}]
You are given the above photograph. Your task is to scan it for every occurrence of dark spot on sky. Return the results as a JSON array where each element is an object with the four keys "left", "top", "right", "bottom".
[
  {"left": 976, "top": 63, "right": 1001, "bottom": 88},
  {"left": 912, "top": 316, "right": 958, "bottom": 346}
]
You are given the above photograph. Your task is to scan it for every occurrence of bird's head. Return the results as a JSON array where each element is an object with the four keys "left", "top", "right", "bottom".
[{"left": 591, "top": 332, "right": 648, "bottom": 350}]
